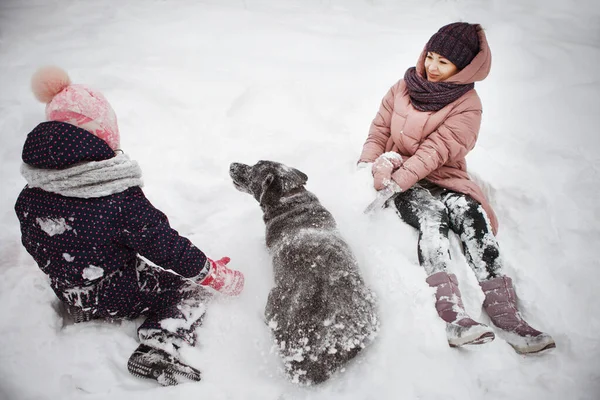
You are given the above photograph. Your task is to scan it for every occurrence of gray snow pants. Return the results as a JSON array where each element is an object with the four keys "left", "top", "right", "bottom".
[{"left": 392, "top": 182, "right": 503, "bottom": 281}]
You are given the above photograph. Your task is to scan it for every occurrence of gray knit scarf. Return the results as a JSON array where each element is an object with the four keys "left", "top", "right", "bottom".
[{"left": 21, "top": 153, "right": 143, "bottom": 198}]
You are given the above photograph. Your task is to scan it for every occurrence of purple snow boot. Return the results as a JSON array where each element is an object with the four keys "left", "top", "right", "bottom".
[
  {"left": 480, "top": 276, "right": 555, "bottom": 354},
  {"left": 426, "top": 271, "right": 495, "bottom": 347}
]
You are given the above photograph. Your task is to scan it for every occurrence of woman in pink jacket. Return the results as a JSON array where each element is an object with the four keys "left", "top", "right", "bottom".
[{"left": 359, "top": 22, "right": 555, "bottom": 354}]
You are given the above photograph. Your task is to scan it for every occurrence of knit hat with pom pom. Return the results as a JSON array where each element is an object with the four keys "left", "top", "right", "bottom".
[{"left": 31, "top": 66, "right": 120, "bottom": 150}]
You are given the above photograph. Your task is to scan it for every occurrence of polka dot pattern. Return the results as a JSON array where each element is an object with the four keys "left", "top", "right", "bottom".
[
  {"left": 22, "top": 121, "right": 115, "bottom": 169},
  {"left": 15, "top": 121, "right": 208, "bottom": 320}
]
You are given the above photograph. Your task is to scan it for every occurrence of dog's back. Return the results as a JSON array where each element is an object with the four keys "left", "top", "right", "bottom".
[{"left": 264, "top": 190, "right": 379, "bottom": 384}]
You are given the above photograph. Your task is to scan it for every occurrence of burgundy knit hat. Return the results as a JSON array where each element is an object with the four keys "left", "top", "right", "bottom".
[{"left": 426, "top": 22, "right": 480, "bottom": 70}]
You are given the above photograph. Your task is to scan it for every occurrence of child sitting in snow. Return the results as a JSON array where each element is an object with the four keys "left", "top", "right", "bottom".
[{"left": 14, "top": 66, "right": 244, "bottom": 386}]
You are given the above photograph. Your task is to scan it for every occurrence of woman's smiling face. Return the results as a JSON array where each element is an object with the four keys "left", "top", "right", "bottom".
[{"left": 424, "top": 52, "right": 459, "bottom": 82}]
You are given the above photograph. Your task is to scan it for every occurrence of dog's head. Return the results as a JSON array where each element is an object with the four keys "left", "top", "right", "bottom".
[{"left": 229, "top": 161, "right": 308, "bottom": 206}]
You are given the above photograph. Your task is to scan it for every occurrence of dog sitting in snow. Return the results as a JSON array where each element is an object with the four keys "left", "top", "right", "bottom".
[{"left": 229, "top": 160, "right": 379, "bottom": 385}]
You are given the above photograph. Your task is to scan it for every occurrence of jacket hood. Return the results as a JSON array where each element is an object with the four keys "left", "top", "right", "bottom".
[
  {"left": 416, "top": 24, "right": 492, "bottom": 84},
  {"left": 22, "top": 121, "right": 116, "bottom": 169}
]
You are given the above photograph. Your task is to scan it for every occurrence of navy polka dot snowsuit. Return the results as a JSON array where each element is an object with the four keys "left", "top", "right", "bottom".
[{"left": 15, "top": 121, "right": 211, "bottom": 348}]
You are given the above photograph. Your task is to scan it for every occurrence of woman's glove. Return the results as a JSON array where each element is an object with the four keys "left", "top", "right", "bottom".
[
  {"left": 198, "top": 257, "right": 245, "bottom": 296},
  {"left": 372, "top": 152, "right": 403, "bottom": 191}
]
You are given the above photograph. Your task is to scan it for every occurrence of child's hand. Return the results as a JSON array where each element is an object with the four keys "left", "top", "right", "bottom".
[{"left": 198, "top": 257, "right": 245, "bottom": 296}]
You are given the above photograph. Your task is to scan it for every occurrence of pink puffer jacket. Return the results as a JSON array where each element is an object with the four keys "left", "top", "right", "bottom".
[{"left": 359, "top": 25, "right": 498, "bottom": 234}]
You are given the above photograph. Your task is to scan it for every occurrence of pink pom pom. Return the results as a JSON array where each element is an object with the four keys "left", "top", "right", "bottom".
[{"left": 31, "top": 66, "right": 71, "bottom": 103}]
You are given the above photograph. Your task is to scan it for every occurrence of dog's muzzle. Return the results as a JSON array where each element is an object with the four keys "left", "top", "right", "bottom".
[{"left": 229, "top": 162, "right": 251, "bottom": 192}]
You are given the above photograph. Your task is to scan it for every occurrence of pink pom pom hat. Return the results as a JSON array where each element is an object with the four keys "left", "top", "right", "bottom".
[{"left": 31, "top": 66, "right": 120, "bottom": 150}]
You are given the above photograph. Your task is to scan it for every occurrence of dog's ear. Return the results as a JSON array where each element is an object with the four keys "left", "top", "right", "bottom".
[
  {"left": 277, "top": 167, "right": 307, "bottom": 193},
  {"left": 259, "top": 173, "right": 281, "bottom": 206},
  {"left": 292, "top": 168, "right": 308, "bottom": 185}
]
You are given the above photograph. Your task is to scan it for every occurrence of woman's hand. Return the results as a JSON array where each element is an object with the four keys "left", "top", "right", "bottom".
[{"left": 372, "top": 152, "right": 403, "bottom": 191}]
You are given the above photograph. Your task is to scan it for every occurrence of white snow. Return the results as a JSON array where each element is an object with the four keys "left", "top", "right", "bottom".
[
  {"left": 62, "top": 253, "right": 75, "bottom": 262},
  {"left": 36, "top": 217, "right": 72, "bottom": 237},
  {"left": 82, "top": 265, "right": 104, "bottom": 281},
  {"left": 62, "top": 286, "right": 95, "bottom": 310},
  {"left": 160, "top": 304, "right": 208, "bottom": 333},
  {"left": 0, "top": 0, "right": 599, "bottom": 399}
]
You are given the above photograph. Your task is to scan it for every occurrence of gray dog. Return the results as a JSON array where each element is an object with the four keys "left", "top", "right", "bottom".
[{"left": 229, "top": 160, "right": 379, "bottom": 385}]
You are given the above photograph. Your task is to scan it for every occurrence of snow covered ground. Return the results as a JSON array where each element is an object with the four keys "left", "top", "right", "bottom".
[{"left": 1, "top": 0, "right": 599, "bottom": 399}]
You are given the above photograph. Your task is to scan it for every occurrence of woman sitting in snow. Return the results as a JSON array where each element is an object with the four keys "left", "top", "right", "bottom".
[
  {"left": 358, "top": 22, "right": 555, "bottom": 354},
  {"left": 15, "top": 66, "right": 245, "bottom": 385}
]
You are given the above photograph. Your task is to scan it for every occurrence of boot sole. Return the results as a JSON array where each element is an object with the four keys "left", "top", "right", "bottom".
[
  {"left": 511, "top": 337, "right": 556, "bottom": 355},
  {"left": 497, "top": 330, "right": 556, "bottom": 355},
  {"left": 129, "top": 366, "right": 201, "bottom": 386},
  {"left": 447, "top": 323, "right": 496, "bottom": 348},
  {"left": 449, "top": 331, "right": 495, "bottom": 347},
  {"left": 128, "top": 356, "right": 202, "bottom": 386}
]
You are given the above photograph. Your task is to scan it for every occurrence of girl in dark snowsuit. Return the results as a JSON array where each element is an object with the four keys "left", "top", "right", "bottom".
[{"left": 15, "top": 66, "right": 244, "bottom": 386}]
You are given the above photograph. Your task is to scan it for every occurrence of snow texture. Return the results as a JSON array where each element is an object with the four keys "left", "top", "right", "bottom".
[
  {"left": 1, "top": 0, "right": 599, "bottom": 399},
  {"left": 36, "top": 217, "right": 72, "bottom": 237},
  {"left": 82, "top": 265, "right": 104, "bottom": 281}
]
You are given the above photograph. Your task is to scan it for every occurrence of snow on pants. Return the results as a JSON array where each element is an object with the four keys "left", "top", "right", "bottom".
[
  {"left": 392, "top": 183, "right": 503, "bottom": 281},
  {"left": 60, "top": 257, "right": 211, "bottom": 351}
]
